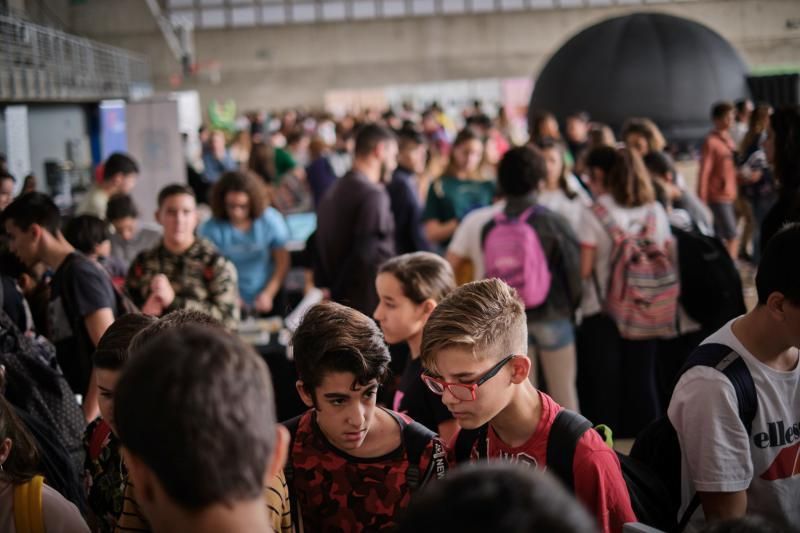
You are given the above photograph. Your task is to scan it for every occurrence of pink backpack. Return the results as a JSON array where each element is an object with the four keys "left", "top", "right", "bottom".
[
  {"left": 592, "top": 203, "right": 679, "bottom": 340},
  {"left": 483, "top": 206, "right": 551, "bottom": 308}
]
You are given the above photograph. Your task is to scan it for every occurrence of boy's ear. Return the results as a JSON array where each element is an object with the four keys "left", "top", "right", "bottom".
[
  {"left": 296, "top": 381, "right": 314, "bottom": 408},
  {"left": 420, "top": 299, "right": 437, "bottom": 319},
  {"left": 509, "top": 355, "right": 531, "bottom": 384},
  {"left": 765, "top": 292, "right": 786, "bottom": 320},
  {"left": 29, "top": 223, "right": 43, "bottom": 241},
  {"left": 121, "top": 447, "right": 159, "bottom": 508}
]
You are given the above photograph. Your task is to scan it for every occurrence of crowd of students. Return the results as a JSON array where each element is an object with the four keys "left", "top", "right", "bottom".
[{"left": 0, "top": 99, "right": 798, "bottom": 533}]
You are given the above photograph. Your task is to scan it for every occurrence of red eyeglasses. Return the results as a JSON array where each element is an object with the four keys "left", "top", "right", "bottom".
[{"left": 420, "top": 355, "right": 517, "bottom": 402}]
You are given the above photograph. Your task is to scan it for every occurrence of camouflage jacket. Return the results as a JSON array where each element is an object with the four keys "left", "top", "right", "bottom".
[{"left": 125, "top": 238, "right": 240, "bottom": 330}]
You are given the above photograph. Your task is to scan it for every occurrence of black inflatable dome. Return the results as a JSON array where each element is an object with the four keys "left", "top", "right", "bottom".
[{"left": 529, "top": 13, "right": 750, "bottom": 143}]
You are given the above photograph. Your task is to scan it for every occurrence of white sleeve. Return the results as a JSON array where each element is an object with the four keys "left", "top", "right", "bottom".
[
  {"left": 448, "top": 212, "right": 477, "bottom": 258},
  {"left": 668, "top": 367, "right": 753, "bottom": 493},
  {"left": 41, "top": 484, "right": 91, "bottom": 533},
  {"left": 579, "top": 206, "right": 602, "bottom": 248},
  {"left": 652, "top": 203, "right": 673, "bottom": 247}
]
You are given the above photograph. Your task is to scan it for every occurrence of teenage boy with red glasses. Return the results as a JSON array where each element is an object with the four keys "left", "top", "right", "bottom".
[
  {"left": 421, "top": 278, "right": 635, "bottom": 533},
  {"left": 284, "top": 301, "right": 448, "bottom": 531}
]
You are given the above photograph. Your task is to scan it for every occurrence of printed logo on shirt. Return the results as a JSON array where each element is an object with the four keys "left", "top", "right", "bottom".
[
  {"left": 494, "top": 450, "right": 539, "bottom": 468},
  {"left": 760, "top": 442, "right": 800, "bottom": 481},
  {"left": 753, "top": 419, "right": 800, "bottom": 449}
]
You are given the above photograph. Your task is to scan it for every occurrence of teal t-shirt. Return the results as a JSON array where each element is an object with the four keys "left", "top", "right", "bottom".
[
  {"left": 423, "top": 176, "right": 496, "bottom": 223},
  {"left": 274, "top": 148, "right": 297, "bottom": 180},
  {"left": 199, "top": 207, "right": 289, "bottom": 305}
]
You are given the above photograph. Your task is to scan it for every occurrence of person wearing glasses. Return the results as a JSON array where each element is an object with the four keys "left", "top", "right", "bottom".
[
  {"left": 420, "top": 278, "right": 635, "bottom": 533},
  {"left": 199, "top": 171, "right": 290, "bottom": 315},
  {"left": 284, "top": 301, "right": 448, "bottom": 532}
]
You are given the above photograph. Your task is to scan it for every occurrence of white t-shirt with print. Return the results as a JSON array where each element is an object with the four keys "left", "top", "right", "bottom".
[
  {"left": 447, "top": 201, "right": 505, "bottom": 281},
  {"left": 668, "top": 319, "right": 800, "bottom": 532}
]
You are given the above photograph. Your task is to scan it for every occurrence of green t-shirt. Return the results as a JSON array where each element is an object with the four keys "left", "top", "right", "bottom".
[
  {"left": 423, "top": 176, "right": 495, "bottom": 223},
  {"left": 274, "top": 148, "right": 297, "bottom": 181}
]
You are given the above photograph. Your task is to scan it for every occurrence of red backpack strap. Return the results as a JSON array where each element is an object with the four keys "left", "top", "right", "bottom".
[
  {"left": 641, "top": 210, "right": 658, "bottom": 240},
  {"left": 590, "top": 202, "right": 626, "bottom": 244}
]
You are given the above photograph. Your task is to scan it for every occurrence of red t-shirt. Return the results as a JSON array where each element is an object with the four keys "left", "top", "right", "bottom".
[
  {"left": 288, "top": 408, "right": 447, "bottom": 532},
  {"left": 452, "top": 392, "right": 636, "bottom": 533}
]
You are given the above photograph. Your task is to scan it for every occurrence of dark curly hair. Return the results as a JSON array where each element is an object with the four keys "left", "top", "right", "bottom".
[{"left": 209, "top": 171, "right": 269, "bottom": 221}]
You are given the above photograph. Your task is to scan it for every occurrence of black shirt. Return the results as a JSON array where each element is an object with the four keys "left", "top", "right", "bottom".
[
  {"left": 761, "top": 191, "right": 800, "bottom": 251},
  {"left": 387, "top": 167, "right": 431, "bottom": 255},
  {"left": 395, "top": 357, "right": 453, "bottom": 433},
  {"left": 48, "top": 253, "right": 117, "bottom": 395},
  {"left": 314, "top": 171, "right": 396, "bottom": 315}
]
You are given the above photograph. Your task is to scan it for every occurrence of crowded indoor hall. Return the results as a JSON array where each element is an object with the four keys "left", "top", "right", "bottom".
[{"left": 0, "top": 0, "right": 799, "bottom": 531}]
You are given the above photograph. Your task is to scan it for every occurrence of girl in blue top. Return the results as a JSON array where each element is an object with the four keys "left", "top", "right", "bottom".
[{"left": 200, "top": 171, "right": 290, "bottom": 314}]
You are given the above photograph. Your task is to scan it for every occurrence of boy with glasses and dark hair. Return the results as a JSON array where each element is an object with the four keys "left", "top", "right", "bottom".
[
  {"left": 285, "top": 301, "right": 447, "bottom": 531},
  {"left": 420, "top": 278, "right": 635, "bottom": 533}
]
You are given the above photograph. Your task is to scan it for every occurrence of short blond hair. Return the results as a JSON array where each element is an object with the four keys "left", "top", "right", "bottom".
[{"left": 420, "top": 279, "right": 527, "bottom": 374}]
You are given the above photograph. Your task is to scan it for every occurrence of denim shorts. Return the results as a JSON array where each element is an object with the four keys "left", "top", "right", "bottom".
[
  {"left": 528, "top": 318, "right": 575, "bottom": 351},
  {"left": 710, "top": 202, "right": 738, "bottom": 241}
]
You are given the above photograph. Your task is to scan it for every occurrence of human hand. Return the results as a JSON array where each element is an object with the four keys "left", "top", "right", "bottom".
[
  {"left": 254, "top": 291, "right": 274, "bottom": 314},
  {"left": 142, "top": 294, "right": 165, "bottom": 316},
  {"left": 149, "top": 275, "right": 175, "bottom": 307}
]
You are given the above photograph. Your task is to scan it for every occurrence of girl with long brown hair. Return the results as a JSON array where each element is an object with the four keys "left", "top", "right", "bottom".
[{"left": 423, "top": 128, "right": 495, "bottom": 247}]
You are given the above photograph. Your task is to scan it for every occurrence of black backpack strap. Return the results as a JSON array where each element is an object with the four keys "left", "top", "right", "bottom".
[
  {"left": 546, "top": 410, "right": 594, "bottom": 493},
  {"left": 382, "top": 410, "right": 445, "bottom": 492},
  {"left": 674, "top": 343, "right": 758, "bottom": 532},
  {"left": 281, "top": 414, "right": 302, "bottom": 530},
  {"left": 453, "top": 425, "right": 488, "bottom": 463},
  {"left": 394, "top": 414, "right": 447, "bottom": 491},
  {"left": 679, "top": 343, "right": 757, "bottom": 433}
]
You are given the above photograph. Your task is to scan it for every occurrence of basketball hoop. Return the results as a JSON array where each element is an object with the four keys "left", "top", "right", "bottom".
[{"left": 190, "top": 60, "right": 222, "bottom": 85}]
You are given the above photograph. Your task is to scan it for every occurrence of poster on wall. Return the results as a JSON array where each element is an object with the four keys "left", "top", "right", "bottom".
[
  {"left": 100, "top": 100, "right": 128, "bottom": 160},
  {"left": 5, "top": 105, "right": 31, "bottom": 194},
  {"left": 126, "top": 98, "right": 185, "bottom": 223}
]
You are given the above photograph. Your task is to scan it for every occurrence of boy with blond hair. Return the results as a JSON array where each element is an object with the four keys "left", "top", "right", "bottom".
[{"left": 420, "top": 278, "right": 635, "bottom": 533}]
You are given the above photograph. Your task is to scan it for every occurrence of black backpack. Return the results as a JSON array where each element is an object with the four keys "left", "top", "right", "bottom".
[
  {"left": 283, "top": 411, "right": 447, "bottom": 529},
  {"left": 671, "top": 226, "right": 746, "bottom": 331},
  {"left": 630, "top": 342, "right": 757, "bottom": 533},
  {"left": 453, "top": 411, "right": 675, "bottom": 530},
  {"left": 0, "top": 308, "right": 86, "bottom": 473}
]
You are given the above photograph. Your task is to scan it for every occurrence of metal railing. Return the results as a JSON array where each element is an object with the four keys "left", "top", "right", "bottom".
[
  {"left": 0, "top": 13, "right": 152, "bottom": 102},
  {"left": 164, "top": 0, "right": 709, "bottom": 29}
]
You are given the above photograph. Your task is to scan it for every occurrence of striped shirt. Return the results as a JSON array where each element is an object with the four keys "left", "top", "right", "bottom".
[{"left": 114, "top": 473, "right": 293, "bottom": 532}]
